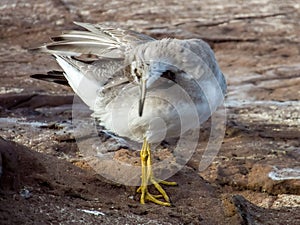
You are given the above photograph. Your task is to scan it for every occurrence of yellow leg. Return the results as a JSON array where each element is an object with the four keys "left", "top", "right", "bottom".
[{"left": 137, "top": 138, "right": 177, "bottom": 206}]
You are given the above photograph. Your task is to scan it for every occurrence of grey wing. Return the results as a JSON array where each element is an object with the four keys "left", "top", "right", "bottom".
[
  {"left": 60, "top": 57, "right": 125, "bottom": 85},
  {"left": 30, "top": 22, "right": 155, "bottom": 91},
  {"left": 34, "top": 22, "right": 155, "bottom": 59},
  {"left": 51, "top": 55, "right": 130, "bottom": 110},
  {"left": 31, "top": 57, "right": 128, "bottom": 88}
]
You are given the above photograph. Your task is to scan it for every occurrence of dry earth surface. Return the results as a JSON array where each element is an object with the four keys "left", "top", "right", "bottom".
[{"left": 0, "top": 0, "right": 299, "bottom": 224}]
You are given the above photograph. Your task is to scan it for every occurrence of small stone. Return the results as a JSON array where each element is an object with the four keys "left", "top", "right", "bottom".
[{"left": 20, "top": 188, "right": 32, "bottom": 199}]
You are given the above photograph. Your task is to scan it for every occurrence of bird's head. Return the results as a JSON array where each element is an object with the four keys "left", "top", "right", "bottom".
[{"left": 129, "top": 60, "right": 177, "bottom": 117}]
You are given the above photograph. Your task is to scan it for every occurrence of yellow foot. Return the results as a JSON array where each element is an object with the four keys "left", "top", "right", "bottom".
[
  {"left": 137, "top": 177, "right": 177, "bottom": 206},
  {"left": 137, "top": 138, "right": 177, "bottom": 206}
]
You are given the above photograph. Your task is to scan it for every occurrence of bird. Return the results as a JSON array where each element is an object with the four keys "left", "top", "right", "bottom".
[{"left": 31, "top": 22, "right": 227, "bottom": 206}]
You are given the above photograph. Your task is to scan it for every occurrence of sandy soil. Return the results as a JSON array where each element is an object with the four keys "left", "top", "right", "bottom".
[{"left": 0, "top": 0, "right": 299, "bottom": 224}]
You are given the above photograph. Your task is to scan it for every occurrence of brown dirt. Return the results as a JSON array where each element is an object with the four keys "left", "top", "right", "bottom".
[{"left": 0, "top": 0, "right": 299, "bottom": 224}]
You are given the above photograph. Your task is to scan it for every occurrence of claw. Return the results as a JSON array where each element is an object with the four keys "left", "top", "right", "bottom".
[{"left": 138, "top": 138, "right": 177, "bottom": 206}]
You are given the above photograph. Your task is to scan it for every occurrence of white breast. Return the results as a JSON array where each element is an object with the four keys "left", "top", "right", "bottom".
[{"left": 92, "top": 73, "right": 224, "bottom": 144}]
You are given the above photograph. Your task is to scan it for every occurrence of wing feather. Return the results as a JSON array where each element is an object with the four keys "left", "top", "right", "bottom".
[{"left": 33, "top": 22, "right": 155, "bottom": 58}]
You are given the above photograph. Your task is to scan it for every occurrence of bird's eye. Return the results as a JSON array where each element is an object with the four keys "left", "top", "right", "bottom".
[
  {"left": 134, "top": 68, "right": 142, "bottom": 80},
  {"left": 136, "top": 73, "right": 142, "bottom": 80},
  {"left": 161, "top": 70, "right": 176, "bottom": 83}
]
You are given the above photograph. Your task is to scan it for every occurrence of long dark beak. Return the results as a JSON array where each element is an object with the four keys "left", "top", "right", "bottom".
[{"left": 139, "top": 79, "right": 147, "bottom": 117}]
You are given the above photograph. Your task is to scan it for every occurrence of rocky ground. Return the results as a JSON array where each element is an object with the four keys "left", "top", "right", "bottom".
[{"left": 0, "top": 0, "right": 299, "bottom": 224}]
